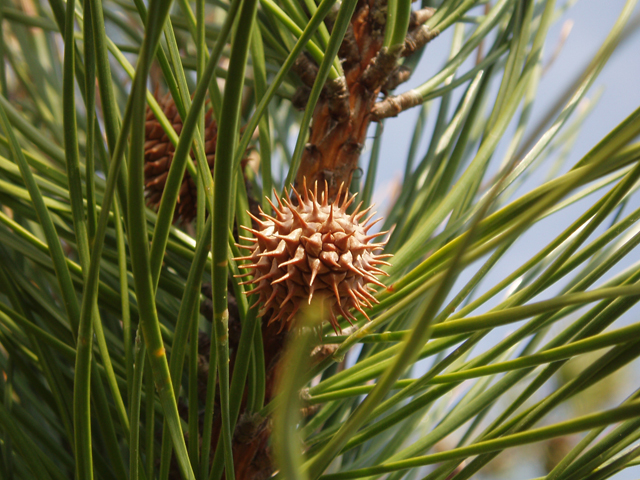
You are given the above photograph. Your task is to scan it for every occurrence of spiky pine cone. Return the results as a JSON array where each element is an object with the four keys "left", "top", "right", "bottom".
[
  {"left": 144, "top": 95, "right": 217, "bottom": 223},
  {"left": 235, "top": 181, "right": 392, "bottom": 332}
]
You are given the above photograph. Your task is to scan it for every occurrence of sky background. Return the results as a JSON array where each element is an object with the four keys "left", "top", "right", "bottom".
[
  {"left": 370, "top": 0, "right": 640, "bottom": 209},
  {"left": 360, "top": 2, "right": 640, "bottom": 478}
]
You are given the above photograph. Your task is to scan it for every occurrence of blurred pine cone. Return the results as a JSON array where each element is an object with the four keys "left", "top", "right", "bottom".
[{"left": 144, "top": 94, "right": 217, "bottom": 223}]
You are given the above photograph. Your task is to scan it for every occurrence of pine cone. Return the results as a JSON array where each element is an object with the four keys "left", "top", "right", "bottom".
[
  {"left": 144, "top": 95, "right": 218, "bottom": 223},
  {"left": 235, "top": 181, "right": 392, "bottom": 333}
]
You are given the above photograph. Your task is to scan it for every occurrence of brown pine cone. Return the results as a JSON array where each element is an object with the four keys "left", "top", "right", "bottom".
[{"left": 144, "top": 94, "right": 218, "bottom": 223}]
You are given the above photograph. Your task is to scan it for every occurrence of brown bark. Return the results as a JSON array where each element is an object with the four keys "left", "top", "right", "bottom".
[
  {"left": 293, "top": 1, "right": 436, "bottom": 203},
  {"left": 294, "top": 0, "right": 386, "bottom": 203}
]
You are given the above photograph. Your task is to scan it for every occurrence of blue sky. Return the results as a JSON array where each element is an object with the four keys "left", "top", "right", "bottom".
[{"left": 370, "top": 1, "right": 640, "bottom": 208}]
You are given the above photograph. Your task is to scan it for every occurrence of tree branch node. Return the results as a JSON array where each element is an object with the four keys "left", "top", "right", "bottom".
[{"left": 371, "top": 89, "right": 423, "bottom": 120}]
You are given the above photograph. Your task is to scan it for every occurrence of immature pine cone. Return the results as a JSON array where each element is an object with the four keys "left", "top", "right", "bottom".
[
  {"left": 235, "top": 181, "right": 392, "bottom": 332},
  {"left": 144, "top": 95, "right": 217, "bottom": 223}
]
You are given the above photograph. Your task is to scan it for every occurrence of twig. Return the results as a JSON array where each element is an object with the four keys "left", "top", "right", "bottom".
[
  {"left": 403, "top": 26, "right": 439, "bottom": 57},
  {"left": 409, "top": 7, "right": 436, "bottom": 29},
  {"left": 292, "top": 53, "right": 319, "bottom": 88},
  {"left": 361, "top": 47, "right": 403, "bottom": 89},
  {"left": 371, "top": 89, "right": 423, "bottom": 120}
]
